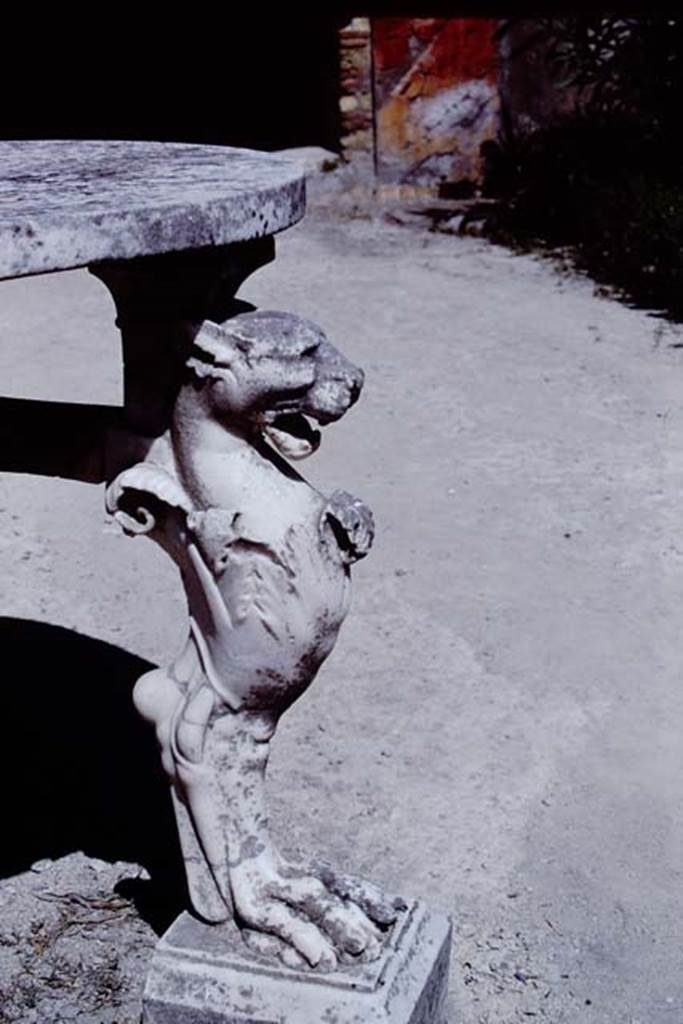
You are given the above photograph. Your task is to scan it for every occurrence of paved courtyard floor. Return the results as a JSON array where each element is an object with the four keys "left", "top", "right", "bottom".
[{"left": 1, "top": 210, "right": 682, "bottom": 1023}]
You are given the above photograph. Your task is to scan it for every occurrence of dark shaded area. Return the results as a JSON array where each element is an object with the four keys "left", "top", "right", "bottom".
[
  {"left": 485, "top": 118, "right": 683, "bottom": 319},
  {"left": 0, "top": 618, "right": 186, "bottom": 933},
  {"left": 4, "top": 6, "right": 676, "bottom": 153},
  {"left": 3, "top": 9, "right": 673, "bottom": 155},
  {"left": 485, "top": 15, "right": 683, "bottom": 320},
  {"left": 0, "top": 398, "right": 120, "bottom": 482},
  {"left": 0, "top": 15, "right": 345, "bottom": 153}
]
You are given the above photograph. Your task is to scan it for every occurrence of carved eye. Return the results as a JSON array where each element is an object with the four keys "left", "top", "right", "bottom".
[{"left": 300, "top": 344, "right": 319, "bottom": 359}]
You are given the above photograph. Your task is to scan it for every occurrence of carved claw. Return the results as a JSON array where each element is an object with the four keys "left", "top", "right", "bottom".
[
  {"left": 241, "top": 928, "right": 308, "bottom": 970},
  {"left": 230, "top": 852, "right": 391, "bottom": 970},
  {"left": 324, "top": 490, "right": 375, "bottom": 563},
  {"left": 311, "top": 859, "right": 407, "bottom": 926}
]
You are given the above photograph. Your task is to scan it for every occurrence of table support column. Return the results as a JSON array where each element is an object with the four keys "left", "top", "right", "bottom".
[{"left": 90, "top": 238, "right": 450, "bottom": 1024}]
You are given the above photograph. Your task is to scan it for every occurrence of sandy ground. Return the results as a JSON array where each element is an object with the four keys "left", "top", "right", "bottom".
[{"left": 1, "top": 210, "right": 683, "bottom": 1023}]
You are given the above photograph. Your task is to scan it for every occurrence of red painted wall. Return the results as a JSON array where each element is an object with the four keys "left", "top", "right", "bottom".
[{"left": 372, "top": 18, "right": 500, "bottom": 187}]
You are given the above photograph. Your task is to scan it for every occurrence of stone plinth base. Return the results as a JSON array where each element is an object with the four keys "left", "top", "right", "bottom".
[{"left": 142, "top": 901, "right": 451, "bottom": 1024}]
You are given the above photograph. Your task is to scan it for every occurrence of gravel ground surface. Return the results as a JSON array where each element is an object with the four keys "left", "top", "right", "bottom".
[{"left": 1, "top": 209, "right": 683, "bottom": 1023}]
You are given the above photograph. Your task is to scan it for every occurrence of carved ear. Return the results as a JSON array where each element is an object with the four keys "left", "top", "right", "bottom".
[
  {"left": 106, "top": 463, "right": 192, "bottom": 536},
  {"left": 193, "top": 320, "right": 235, "bottom": 362},
  {"left": 187, "top": 320, "right": 243, "bottom": 382}
]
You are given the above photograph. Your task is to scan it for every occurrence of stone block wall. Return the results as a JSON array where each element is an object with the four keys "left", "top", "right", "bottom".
[{"left": 339, "top": 18, "right": 375, "bottom": 177}]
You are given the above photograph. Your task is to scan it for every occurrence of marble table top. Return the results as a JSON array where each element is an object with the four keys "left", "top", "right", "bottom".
[{"left": 0, "top": 140, "right": 305, "bottom": 280}]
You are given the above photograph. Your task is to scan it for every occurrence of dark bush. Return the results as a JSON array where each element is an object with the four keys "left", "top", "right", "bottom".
[{"left": 486, "top": 17, "right": 683, "bottom": 319}]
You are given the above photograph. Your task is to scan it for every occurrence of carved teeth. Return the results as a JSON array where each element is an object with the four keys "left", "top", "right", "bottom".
[
  {"left": 262, "top": 413, "right": 321, "bottom": 460},
  {"left": 263, "top": 426, "right": 317, "bottom": 460}
]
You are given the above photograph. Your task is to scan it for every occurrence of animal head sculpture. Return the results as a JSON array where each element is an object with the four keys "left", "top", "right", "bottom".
[{"left": 186, "top": 310, "right": 364, "bottom": 460}]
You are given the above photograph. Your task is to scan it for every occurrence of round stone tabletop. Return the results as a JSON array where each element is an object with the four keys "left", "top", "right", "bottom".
[{"left": 0, "top": 140, "right": 305, "bottom": 280}]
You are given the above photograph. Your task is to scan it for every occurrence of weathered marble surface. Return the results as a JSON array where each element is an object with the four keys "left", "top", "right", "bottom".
[
  {"left": 0, "top": 140, "right": 305, "bottom": 279},
  {"left": 143, "top": 903, "right": 451, "bottom": 1024},
  {"left": 103, "top": 307, "right": 398, "bottom": 968}
]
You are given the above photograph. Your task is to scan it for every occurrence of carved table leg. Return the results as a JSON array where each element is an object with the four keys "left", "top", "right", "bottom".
[
  {"left": 92, "top": 240, "right": 270, "bottom": 927},
  {"left": 90, "top": 241, "right": 451, "bottom": 1022}
]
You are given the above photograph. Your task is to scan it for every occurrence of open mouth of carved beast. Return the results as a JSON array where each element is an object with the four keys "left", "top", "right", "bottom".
[{"left": 260, "top": 412, "right": 322, "bottom": 460}]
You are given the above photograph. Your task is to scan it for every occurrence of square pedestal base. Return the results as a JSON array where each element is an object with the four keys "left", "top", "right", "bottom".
[{"left": 142, "top": 901, "right": 451, "bottom": 1024}]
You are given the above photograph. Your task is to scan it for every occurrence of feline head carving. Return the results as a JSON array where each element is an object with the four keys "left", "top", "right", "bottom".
[{"left": 187, "top": 310, "right": 364, "bottom": 459}]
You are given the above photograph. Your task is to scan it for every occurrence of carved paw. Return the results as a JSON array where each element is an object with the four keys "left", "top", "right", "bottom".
[
  {"left": 324, "top": 490, "right": 375, "bottom": 563},
  {"left": 230, "top": 852, "right": 404, "bottom": 970}
]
